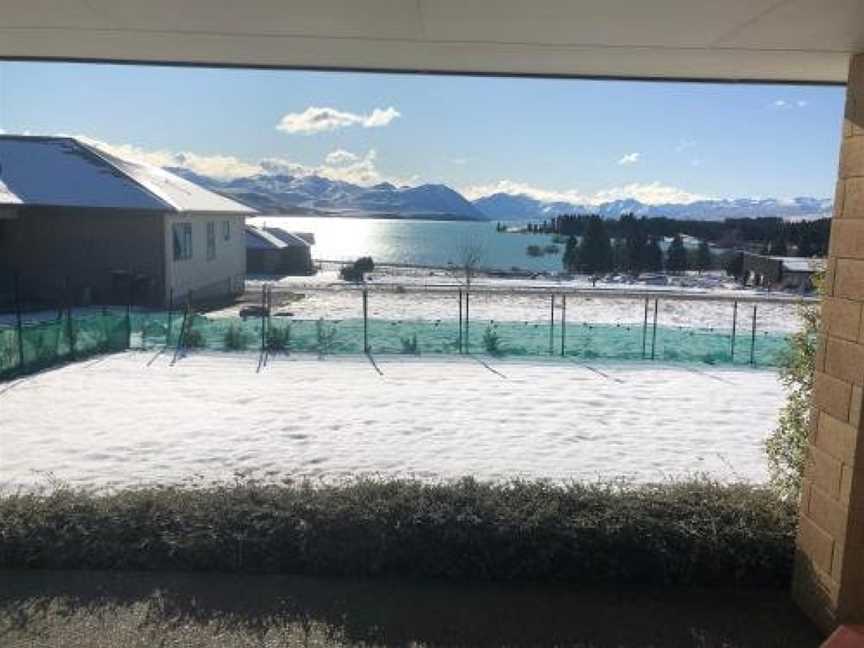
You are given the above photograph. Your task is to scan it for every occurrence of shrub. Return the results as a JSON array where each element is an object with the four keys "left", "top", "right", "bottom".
[
  {"left": 765, "top": 281, "right": 820, "bottom": 500},
  {"left": 315, "top": 319, "right": 338, "bottom": 356},
  {"left": 340, "top": 257, "right": 375, "bottom": 282},
  {"left": 223, "top": 324, "right": 250, "bottom": 351},
  {"left": 266, "top": 324, "right": 292, "bottom": 352},
  {"left": 182, "top": 327, "right": 207, "bottom": 349},
  {"left": 400, "top": 334, "right": 420, "bottom": 355},
  {"left": 526, "top": 245, "right": 544, "bottom": 257},
  {"left": 482, "top": 325, "right": 502, "bottom": 356},
  {"left": 0, "top": 478, "right": 796, "bottom": 587},
  {"left": 543, "top": 244, "right": 561, "bottom": 255}
]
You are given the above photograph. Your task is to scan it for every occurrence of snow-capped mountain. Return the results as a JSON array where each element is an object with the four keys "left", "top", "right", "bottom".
[
  {"left": 473, "top": 193, "right": 833, "bottom": 221},
  {"left": 170, "top": 167, "right": 831, "bottom": 222},
  {"left": 167, "top": 168, "right": 487, "bottom": 220}
]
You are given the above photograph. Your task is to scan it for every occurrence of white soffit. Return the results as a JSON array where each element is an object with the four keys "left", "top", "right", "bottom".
[{"left": 0, "top": 0, "right": 862, "bottom": 83}]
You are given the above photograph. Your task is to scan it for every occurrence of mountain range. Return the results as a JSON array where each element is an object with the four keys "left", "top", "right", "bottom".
[{"left": 168, "top": 167, "right": 832, "bottom": 222}]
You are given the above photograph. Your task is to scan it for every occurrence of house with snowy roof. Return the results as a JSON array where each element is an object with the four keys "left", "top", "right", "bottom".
[
  {"left": 0, "top": 135, "right": 255, "bottom": 308},
  {"left": 245, "top": 224, "right": 314, "bottom": 276}
]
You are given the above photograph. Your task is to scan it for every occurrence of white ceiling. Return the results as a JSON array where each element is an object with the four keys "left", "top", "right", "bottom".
[{"left": 0, "top": 0, "right": 862, "bottom": 83}]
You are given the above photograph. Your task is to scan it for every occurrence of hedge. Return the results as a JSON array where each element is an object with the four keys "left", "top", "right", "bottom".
[{"left": 0, "top": 477, "right": 797, "bottom": 587}]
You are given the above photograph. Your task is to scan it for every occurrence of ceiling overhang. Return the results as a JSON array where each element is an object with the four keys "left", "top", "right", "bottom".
[{"left": 0, "top": 1, "right": 862, "bottom": 84}]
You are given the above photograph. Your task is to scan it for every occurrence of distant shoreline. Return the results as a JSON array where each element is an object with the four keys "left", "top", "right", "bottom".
[{"left": 254, "top": 212, "right": 488, "bottom": 223}]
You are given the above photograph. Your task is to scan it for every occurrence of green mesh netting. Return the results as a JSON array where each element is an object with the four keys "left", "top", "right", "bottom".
[
  {"left": 1, "top": 309, "right": 791, "bottom": 382},
  {"left": 0, "top": 311, "right": 130, "bottom": 379}
]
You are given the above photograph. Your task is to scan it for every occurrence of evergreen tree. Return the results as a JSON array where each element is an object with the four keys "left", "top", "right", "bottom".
[
  {"left": 576, "top": 215, "right": 613, "bottom": 274},
  {"left": 769, "top": 237, "right": 788, "bottom": 256},
  {"left": 562, "top": 235, "right": 579, "bottom": 271},
  {"left": 642, "top": 237, "right": 664, "bottom": 272},
  {"left": 620, "top": 214, "right": 647, "bottom": 275},
  {"left": 666, "top": 234, "right": 688, "bottom": 273},
  {"left": 612, "top": 238, "right": 629, "bottom": 272},
  {"left": 723, "top": 251, "right": 744, "bottom": 279},
  {"left": 695, "top": 240, "right": 712, "bottom": 272},
  {"left": 797, "top": 233, "right": 815, "bottom": 257}
]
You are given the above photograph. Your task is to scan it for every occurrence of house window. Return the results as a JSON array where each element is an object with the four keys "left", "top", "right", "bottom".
[
  {"left": 223, "top": 219, "right": 231, "bottom": 241},
  {"left": 206, "top": 222, "right": 216, "bottom": 260},
  {"left": 172, "top": 222, "right": 193, "bottom": 261}
]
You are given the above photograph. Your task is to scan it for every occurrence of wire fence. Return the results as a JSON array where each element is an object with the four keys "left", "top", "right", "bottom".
[{"left": 0, "top": 279, "right": 808, "bottom": 381}]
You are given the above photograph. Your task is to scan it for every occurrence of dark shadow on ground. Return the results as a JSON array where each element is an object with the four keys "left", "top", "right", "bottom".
[{"left": 0, "top": 570, "right": 822, "bottom": 647}]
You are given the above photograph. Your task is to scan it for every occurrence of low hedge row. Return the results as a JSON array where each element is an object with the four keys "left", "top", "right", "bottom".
[{"left": 0, "top": 478, "right": 797, "bottom": 587}]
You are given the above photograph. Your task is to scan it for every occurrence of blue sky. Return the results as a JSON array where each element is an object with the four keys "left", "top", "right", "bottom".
[{"left": 0, "top": 61, "right": 847, "bottom": 204}]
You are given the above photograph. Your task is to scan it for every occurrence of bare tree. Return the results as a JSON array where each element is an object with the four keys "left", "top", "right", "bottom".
[{"left": 458, "top": 238, "right": 486, "bottom": 287}]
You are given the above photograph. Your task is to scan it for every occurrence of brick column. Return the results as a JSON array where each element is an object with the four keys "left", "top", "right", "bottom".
[{"left": 794, "top": 52, "right": 864, "bottom": 632}]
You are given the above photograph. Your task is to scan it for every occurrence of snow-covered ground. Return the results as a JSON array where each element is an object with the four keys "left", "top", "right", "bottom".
[
  {"left": 0, "top": 351, "right": 783, "bottom": 491},
  {"left": 239, "top": 267, "right": 805, "bottom": 332}
]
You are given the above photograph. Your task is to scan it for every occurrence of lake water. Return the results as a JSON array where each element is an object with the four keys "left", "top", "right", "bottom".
[{"left": 248, "top": 216, "right": 561, "bottom": 272}]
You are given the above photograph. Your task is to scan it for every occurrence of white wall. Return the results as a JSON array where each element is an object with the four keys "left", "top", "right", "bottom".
[{"left": 163, "top": 212, "right": 246, "bottom": 304}]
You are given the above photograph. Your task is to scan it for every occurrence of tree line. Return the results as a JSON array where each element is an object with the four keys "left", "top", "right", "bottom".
[
  {"left": 561, "top": 214, "right": 711, "bottom": 275},
  {"left": 521, "top": 213, "right": 830, "bottom": 258}
]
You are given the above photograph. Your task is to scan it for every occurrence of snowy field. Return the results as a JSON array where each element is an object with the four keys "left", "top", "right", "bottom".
[
  {"left": 239, "top": 267, "right": 805, "bottom": 332},
  {"left": 0, "top": 351, "right": 783, "bottom": 491}
]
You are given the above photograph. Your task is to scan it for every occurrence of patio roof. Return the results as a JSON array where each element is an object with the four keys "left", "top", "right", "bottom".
[{"left": 0, "top": 1, "right": 861, "bottom": 83}]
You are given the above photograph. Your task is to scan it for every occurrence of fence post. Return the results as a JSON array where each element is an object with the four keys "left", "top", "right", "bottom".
[
  {"left": 362, "top": 288, "right": 369, "bottom": 353},
  {"left": 261, "top": 284, "right": 267, "bottom": 353},
  {"left": 561, "top": 294, "right": 567, "bottom": 357},
  {"left": 126, "top": 276, "right": 134, "bottom": 350},
  {"left": 167, "top": 289, "right": 174, "bottom": 348},
  {"left": 14, "top": 272, "right": 24, "bottom": 370},
  {"left": 641, "top": 297, "right": 649, "bottom": 359},
  {"left": 465, "top": 290, "right": 470, "bottom": 353},
  {"left": 730, "top": 300, "right": 738, "bottom": 362},
  {"left": 549, "top": 294, "right": 555, "bottom": 355},
  {"left": 650, "top": 298, "right": 659, "bottom": 360},
  {"left": 750, "top": 304, "right": 758, "bottom": 366},
  {"left": 458, "top": 289, "right": 463, "bottom": 354}
]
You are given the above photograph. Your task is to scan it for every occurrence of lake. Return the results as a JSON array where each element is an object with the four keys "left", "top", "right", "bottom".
[{"left": 247, "top": 216, "right": 561, "bottom": 272}]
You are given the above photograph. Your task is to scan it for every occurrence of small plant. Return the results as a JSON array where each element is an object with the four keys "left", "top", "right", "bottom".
[
  {"left": 223, "top": 324, "right": 250, "bottom": 351},
  {"left": 315, "top": 318, "right": 338, "bottom": 356},
  {"left": 266, "top": 324, "right": 292, "bottom": 352},
  {"left": 182, "top": 326, "right": 207, "bottom": 349},
  {"left": 400, "top": 334, "right": 420, "bottom": 355},
  {"left": 482, "top": 325, "right": 502, "bottom": 356},
  {"left": 340, "top": 256, "right": 376, "bottom": 282},
  {"left": 526, "top": 244, "right": 544, "bottom": 257}
]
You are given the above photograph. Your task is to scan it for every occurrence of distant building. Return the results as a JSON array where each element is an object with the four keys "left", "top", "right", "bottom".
[
  {"left": 0, "top": 135, "right": 255, "bottom": 308},
  {"left": 245, "top": 225, "right": 315, "bottom": 275},
  {"left": 740, "top": 252, "right": 825, "bottom": 291}
]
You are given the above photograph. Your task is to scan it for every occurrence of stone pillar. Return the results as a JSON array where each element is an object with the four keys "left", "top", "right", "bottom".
[{"left": 794, "top": 52, "right": 864, "bottom": 632}]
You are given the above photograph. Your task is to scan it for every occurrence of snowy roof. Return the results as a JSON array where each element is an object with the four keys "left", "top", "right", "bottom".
[
  {"left": 0, "top": 136, "right": 255, "bottom": 214},
  {"left": 776, "top": 257, "right": 826, "bottom": 273},
  {"left": 245, "top": 225, "right": 311, "bottom": 250}
]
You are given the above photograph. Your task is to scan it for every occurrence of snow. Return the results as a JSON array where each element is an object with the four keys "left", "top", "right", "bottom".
[
  {"left": 239, "top": 268, "right": 804, "bottom": 332},
  {"left": 0, "top": 352, "right": 784, "bottom": 492}
]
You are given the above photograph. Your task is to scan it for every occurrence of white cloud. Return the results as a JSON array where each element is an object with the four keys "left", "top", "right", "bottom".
[
  {"left": 275, "top": 105, "right": 401, "bottom": 135},
  {"left": 73, "top": 135, "right": 261, "bottom": 180},
  {"left": 675, "top": 139, "right": 696, "bottom": 153},
  {"left": 617, "top": 152, "right": 641, "bottom": 166},
  {"left": 772, "top": 99, "right": 808, "bottom": 109},
  {"left": 463, "top": 179, "right": 708, "bottom": 206},
  {"left": 324, "top": 149, "right": 360, "bottom": 166}
]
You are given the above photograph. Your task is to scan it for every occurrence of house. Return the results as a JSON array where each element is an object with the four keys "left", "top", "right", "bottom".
[
  {"left": 245, "top": 225, "right": 315, "bottom": 275},
  {"left": 740, "top": 252, "right": 824, "bottom": 292},
  {"left": 0, "top": 135, "right": 255, "bottom": 308}
]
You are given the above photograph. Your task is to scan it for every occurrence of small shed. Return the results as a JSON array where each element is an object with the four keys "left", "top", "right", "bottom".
[
  {"left": 245, "top": 225, "right": 314, "bottom": 275},
  {"left": 741, "top": 252, "right": 824, "bottom": 291}
]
